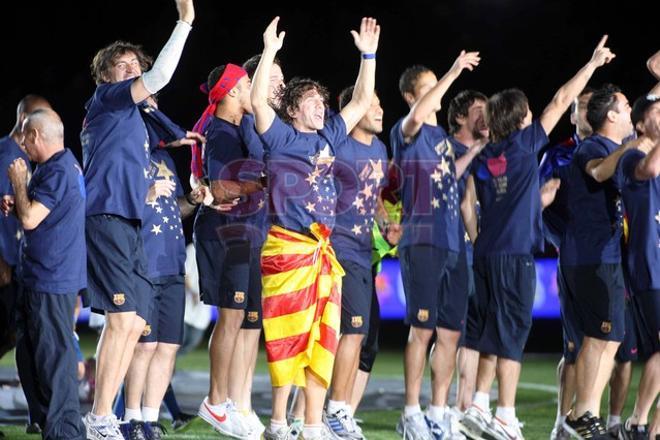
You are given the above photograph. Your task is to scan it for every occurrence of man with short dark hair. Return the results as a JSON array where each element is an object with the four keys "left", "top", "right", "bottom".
[{"left": 5, "top": 108, "right": 86, "bottom": 440}]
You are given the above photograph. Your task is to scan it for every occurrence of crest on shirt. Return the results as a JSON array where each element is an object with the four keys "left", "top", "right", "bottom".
[
  {"left": 351, "top": 316, "right": 363, "bottom": 328},
  {"left": 600, "top": 321, "right": 612, "bottom": 334},
  {"left": 234, "top": 291, "right": 246, "bottom": 304},
  {"left": 417, "top": 309, "right": 429, "bottom": 322},
  {"left": 113, "top": 293, "right": 125, "bottom": 306}
]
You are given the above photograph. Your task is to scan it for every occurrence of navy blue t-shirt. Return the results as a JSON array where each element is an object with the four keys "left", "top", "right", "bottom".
[
  {"left": 194, "top": 117, "right": 258, "bottom": 241},
  {"left": 238, "top": 114, "right": 268, "bottom": 248},
  {"left": 391, "top": 119, "right": 460, "bottom": 251},
  {"left": 614, "top": 149, "right": 660, "bottom": 292},
  {"left": 561, "top": 134, "right": 623, "bottom": 265},
  {"left": 21, "top": 149, "right": 86, "bottom": 293},
  {"left": 332, "top": 136, "right": 388, "bottom": 269},
  {"left": 81, "top": 79, "right": 150, "bottom": 221},
  {"left": 0, "top": 136, "right": 31, "bottom": 266},
  {"left": 538, "top": 134, "right": 580, "bottom": 250},
  {"left": 449, "top": 137, "right": 475, "bottom": 260},
  {"left": 472, "top": 119, "right": 548, "bottom": 256},
  {"left": 139, "top": 104, "right": 186, "bottom": 279},
  {"left": 261, "top": 114, "right": 347, "bottom": 233}
]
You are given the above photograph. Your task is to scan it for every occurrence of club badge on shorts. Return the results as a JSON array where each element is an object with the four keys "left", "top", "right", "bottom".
[
  {"left": 351, "top": 316, "right": 363, "bottom": 328},
  {"left": 417, "top": 309, "right": 429, "bottom": 322},
  {"left": 113, "top": 293, "right": 125, "bottom": 306},
  {"left": 234, "top": 291, "right": 245, "bottom": 303},
  {"left": 247, "top": 311, "right": 259, "bottom": 322},
  {"left": 600, "top": 321, "right": 612, "bottom": 334},
  {"left": 142, "top": 324, "right": 152, "bottom": 337},
  {"left": 567, "top": 341, "right": 575, "bottom": 352}
]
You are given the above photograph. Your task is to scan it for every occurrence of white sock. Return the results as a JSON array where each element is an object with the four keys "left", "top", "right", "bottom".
[
  {"left": 124, "top": 408, "right": 143, "bottom": 422},
  {"left": 327, "top": 399, "right": 345, "bottom": 414},
  {"left": 204, "top": 396, "right": 226, "bottom": 411},
  {"left": 346, "top": 404, "right": 354, "bottom": 417},
  {"left": 607, "top": 415, "right": 621, "bottom": 428},
  {"left": 473, "top": 392, "right": 490, "bottom": 411},
  {"left": 270, "top": 419, "right": 287, "bottom": 432},
  {"left": 427, "top": 405, "right": 446, "bottom": 422},
  {"left": 142, "top": 406, "right": 159, "bottom": 422},
  {"left": 554, "top": 414, "right": 566, "bottom": 427},
  {"left": 303, "top": 424, "right": 324, "bottom": 439},
  {"left": 495, "top": 407, "right": 516, "bottom": 425},
  {"left": 404, "top": 404, "right": 422, "bottom": 417}
]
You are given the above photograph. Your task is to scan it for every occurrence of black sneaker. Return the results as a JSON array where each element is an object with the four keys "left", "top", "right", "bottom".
[
  {"left": 119, "top": 420, "right": 148, "bottom": 440},
  {"left": 563, "top": 411, "right": 608, "bottom": 439},
  {"left": 144, "top": 421, "right": 168, "bottom": 440},
  {"left": 621, "top": 421, "right": 648, "bottom": 440},
  {"left": 171, "top": 412, "right": 197, "bottom": 431}
]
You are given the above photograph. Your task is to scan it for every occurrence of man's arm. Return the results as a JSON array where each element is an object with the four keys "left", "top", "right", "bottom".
[
  {"left": 251, "top": 17, "right": 285, "bottom": 135},
  {"left": 460, "top": 175, "right": 478, "bottom": 243},
  {"left": 585, "top": 136, "right": 650, "bottom": 183},
  {"left": 648, "top": 50, "right": 660, "bottom": 96},
  {"left": 338, "top": 17, "right": 380, "bottom": 134},
  {"left": 210, "top": 179, "right": 262, "bottom": 204},
  {"left": 130, "top": 0, "right": 195, "bottom": 103},
  {"left": 634, "top": 140, "right": 660, "bottom": 180},
  {"left": 540, "top": 35, "right": 615, "bottom": 136},
  {"left": 540, "top": 178, "right": 561, "bottom": 210},
  {"left": 455, "top": 140, "right": 487, "bottom": 179},
  {"left": 401, "top": 51, "right": 480, "bottom": 142},
  {"left": 8, "top": 158, "right": 50, "bottom": 231}
]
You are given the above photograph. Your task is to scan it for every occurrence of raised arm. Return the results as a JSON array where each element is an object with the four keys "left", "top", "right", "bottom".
[
  {"left": 540, "top": 35, "right": 614, "bottom": 135},
  {"left": 251, "top": 17, "right": 285, "bottom": 134},
  {"left": 8, "top": 158, "right": 50, "bottom": 231},
  {"left": 455, "top": 139, "right": 487, "bottom": 179},
  {"left": 401, "top": 51, "right": 480, "bottom": 140},
  {"left": 585, "top": 136, "right": 651, "bottom": 183},
  {"left": 647, "top": 51, "right": 660, "bottom": 96},
  {"left": 634, "top": 139, "right": 660, "bottom": 180},
  {"left": 130, "top": 0, "right": 195, "bottom": 103},
  {"left": 339, "top": 18, "right": 380, "bottom": 133},
  {"left": 461, "top": 175, "right": 478, "bottom": 243}
]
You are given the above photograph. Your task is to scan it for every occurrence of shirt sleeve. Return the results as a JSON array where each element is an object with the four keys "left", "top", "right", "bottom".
[
  {"left": 615, "top": 149, "right": 646, "bottom": 189},
  {"left": 574, "top": 140, "right": 608, "bottom": 173},
  {"left": 260, "top": 115, "right": 295, "bottom": 154},
  {"left": 95, "top": 80, "right": 136, "bottom": 112},
  {"left": 517, "top": 119, "right": 549, "bottom": 154},
  {"left": 31, "top": 164, "right": 67, "bottom": 211},
  {"left": 321, "top": 114, "right": 348, "bottom": 146}
]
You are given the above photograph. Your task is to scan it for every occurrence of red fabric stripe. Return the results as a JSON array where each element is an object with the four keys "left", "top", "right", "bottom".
[
  {"left": 269, "top": 229, "right": 308, "bottom": 242},
  {"left": 265, "top": 320, "right": 339, "bottom": 362},
  {"left": 261, "top": 252, "right": 317, "bottom": 277},
  {"left": 266, "top": 331, "right": 310, "bottom": 362},
  {"left": 263, "top": 282, "right": 318, "bottom": 319}
]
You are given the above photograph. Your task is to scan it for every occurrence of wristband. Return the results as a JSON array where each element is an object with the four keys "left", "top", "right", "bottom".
[
  {"left": 361, "top": 53, "right": 376, "bottom": 60},
  {"left": 185, "top": 192, "right": 199, "bottom": 206}
]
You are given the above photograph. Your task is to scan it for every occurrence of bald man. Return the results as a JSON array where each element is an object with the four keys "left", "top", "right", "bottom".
[
  {"left": 0, "top": 95, "right": 51, "bottom": 359},
  {"left": 3, "top": 108, "right": 87, "bottom": 440}
]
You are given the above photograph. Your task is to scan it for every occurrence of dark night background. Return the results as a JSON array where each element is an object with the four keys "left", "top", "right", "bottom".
[{"left": 1, "top": 0, "right": 656, "bottom": 349}]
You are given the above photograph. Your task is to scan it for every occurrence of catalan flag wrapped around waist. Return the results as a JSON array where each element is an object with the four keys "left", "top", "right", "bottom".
[{"left": 261, "top": 223, "right": 345, "bottom": 388}]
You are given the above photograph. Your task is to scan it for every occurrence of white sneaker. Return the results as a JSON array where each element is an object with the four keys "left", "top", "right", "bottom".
[
  {"left": 83, "top": 412, "right": 124, "bottom": 440},
  {"left": 459, "top": 405, "right": 492, "bottom": 439},
  {"left": 396, "top": 412, "right": 434, "bottom": 440},
  {"left": 246, "top": 410, "right": 266, "bottom": 439},
  {"left": 549, "top": 422, "right": 570, "bottom": 440},
  {"left": 443, "top": 410, "right": 467, "bottom": 440},
  {"left": 198, "top": 397, "right": 251, "bottom": 439},
  {"left": 485, "top": 417, "right": 524, "bottom": 440}
]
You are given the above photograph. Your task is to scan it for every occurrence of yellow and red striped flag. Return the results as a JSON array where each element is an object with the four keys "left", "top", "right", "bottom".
[{"left": 261, "top": 223, "right": 345, "bottom": 388}]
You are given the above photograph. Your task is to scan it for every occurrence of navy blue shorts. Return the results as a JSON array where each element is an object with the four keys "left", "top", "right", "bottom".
[
  {"left": 557, "top": 264, "right": 584, "bottom": 364},
  {"left": 562, "top": 264, "right": 625, "bottom": 342},
  {"left": 338, "top": 259, "right": 373, "bottom": 335},
  {"left": 241, "top": 248, "right": 263, "bottom": 330},
  {"left": 615, "top": 297, "right": 639, "bottom": 363},
  {"left": 140, "top": 275, "right": 185, "bottom": 344},
  {"left": 86, "top": 215, "right": 152, "bottom": 319},
  {"left": 473, "top": 255, "right": 536, "bottom": 362},
  {"left": 632, "top": 289, "right": 660, "bottom": 361},
  {"left": 194, "top": 237, "right": 250, "bottom": 309},
  {"left": 400, "top": 245, "right": 460, "bottom": 330},
  {"left": 359, "top": 268, "right": 380, "bottom": 373}
]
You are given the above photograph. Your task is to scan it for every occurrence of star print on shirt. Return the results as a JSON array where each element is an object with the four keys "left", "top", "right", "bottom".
[
  {"left": 655, "top": 210, "right": 660, "bottom": 224},
  {"left": 305, "top": 202, "right": 316, "bottom": 213},
  {"left": 351, "top": 224, "right": 362, "bottom": 235},
  {"left": 155, "top": 160, "right": 174, "bottom": 180},
  {"left": 432, "top": 198, "right": 440, "bottom": 209},
  {"left": 151, "top": 224, "right": 162, "bottom": 235}
]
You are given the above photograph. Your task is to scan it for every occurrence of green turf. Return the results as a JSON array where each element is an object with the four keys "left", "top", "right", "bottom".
[{"left": 0, "top": 332, "right": 645, "bottom": 439}]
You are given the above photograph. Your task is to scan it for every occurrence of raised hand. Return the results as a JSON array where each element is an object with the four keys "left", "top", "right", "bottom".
[
  {"left": 146, "top": 179, "right": 176, "bottom": 203},
  {"left": 7, "top": 158, "right": 28, "bottom": 186},
  {"left": 175, "top": 0, "right": 194, "bottom": 25},
  {"left": 648, "top": 50, "right": 660, "bottom": 80},
  {"left": 590, "top": 35, "right": 615, "bottom": 68},
  {"left": 450, "top": 50, "right": 481, "bottom": 74},
  {"left": 540, "top": 178, "right": 561, "bottom": 209},
  {"left": 263, "top": 17, "right": 285, "bottom": 52},
  {"left": 350, "top": 17, "right": 380, "bottom": 54}
]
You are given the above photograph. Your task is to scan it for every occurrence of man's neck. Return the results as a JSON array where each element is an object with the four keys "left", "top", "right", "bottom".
[
  {"left": 596, "top": 127, "right": 624, "bottom": 145},
  {"left": 351, "top": 128, "right": 374, "bottom": 146},
  {"left": 215, "top": 103, "right": 244, "bottom": 126},
  {"left": 453, "top": 129, "right": 479, "bottom": 148}
]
